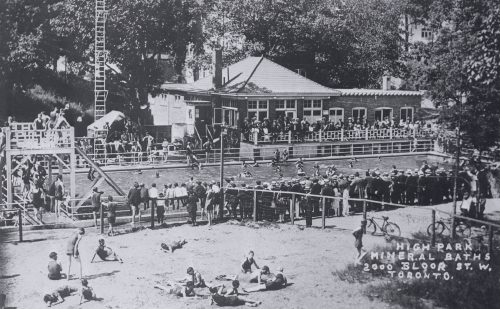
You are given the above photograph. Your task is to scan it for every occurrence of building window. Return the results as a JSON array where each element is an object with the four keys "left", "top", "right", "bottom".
[
  {"left": 303, "top": 99, "right": 323, "bottom": 121},
  {"left": 329, "top": 108, "right": 344, "bottom": 124},
  {"left": 248, "top": 100, "right": 268, "bottom": 121},
  {"left": 374, "top": 107, "right": 393, "bottom": 122},
  {"left": 352, "top": 108, "right": 367, "bottom": 122},
  {"left": 400, "top": 107, "right": 414, "bottom": 123},
  {"left": 275, "top": 99, "right": 297, "bottom": 119},
  {"left": 421, "top": 28, "right": 432, "bottom": 39}
]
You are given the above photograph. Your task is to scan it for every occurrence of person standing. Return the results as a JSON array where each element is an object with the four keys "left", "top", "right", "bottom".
[
  {"left": 186, "top": 191, "right": 198, "bottom": 226},
  {"left": 149, "top": 183, "right": 159, "bottom": 217},
  {"left": 128, "top": 182, "right": 141, "bottom": 226},
  {"left": 194, "top": 181, "right": 207, "bottom": 219},
  {"left": 105, "top": 196, "right": 117, "bottom": 236},
  {"left": 66, "top": 228, "right": 85, "bottom": 280},
  {"left": 139, "top": 183, "right": 149, "bottom": 211},
  {"left": 91, "top": 187, "right": 104, "bottom": 228},
  {"left": 54, "top": 175, "right": 65, "bottom": 216}
]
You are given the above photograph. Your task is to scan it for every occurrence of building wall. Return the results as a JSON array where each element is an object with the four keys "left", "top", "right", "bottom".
[{"left": 327, "top": 95, "right": 421, "bottom": 124}]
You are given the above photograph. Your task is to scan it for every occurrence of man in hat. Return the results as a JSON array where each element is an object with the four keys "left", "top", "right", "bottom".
[
  {"left": 238, "top": 183, "right": 253, "bottom": 219},
  {"left": 424, "top": 169, "right": 434, "bottom": 205},
  {"left": 139, "top": 183, "right": 149, "bottom": 211},
  {"left": 91, "top": 187, "right": 104, "bottom": 228},
  {"left": 416, "top": 171, "right": 426, "bottom": 206},
  {"left": 405, "top": 170, "right": 418, "bottom": 205},
  {"left": 310, "top": 179, "right": 322, "bottom": 215}
]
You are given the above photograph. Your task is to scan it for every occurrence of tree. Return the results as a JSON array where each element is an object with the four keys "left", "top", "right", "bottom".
[
  {"left": 51, "top": 0, "right": 204, "bottom": 122},
  {"left": 403, "top": 0, "right": 500, "bottom": 151}
]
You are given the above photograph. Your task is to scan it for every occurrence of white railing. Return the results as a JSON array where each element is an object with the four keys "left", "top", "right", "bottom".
[
  {"left": 248, "top": 128, "right": 433, "bottom": 145},
  {"left": 4, "top": 126, "right": 74, "bottom": 150}
]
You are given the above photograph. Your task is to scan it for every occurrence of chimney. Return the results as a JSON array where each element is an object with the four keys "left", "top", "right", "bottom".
[
  {"left": 382, "top": 76, "right": 390, "bottom": 91},
  {"left": 212, "top": 48, "right": 223, "bottom": 89}
]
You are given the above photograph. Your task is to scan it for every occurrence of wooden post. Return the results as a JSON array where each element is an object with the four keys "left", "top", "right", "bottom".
[
  {"left": 362, "top": 200, "right": 367, "bottom": 234},
  {"left": 431, "top": 209, "right": 436, "bottom": 247},
  {"left": 254, "top": 131, "right": 258, "bottom": 146},
  {"left": 151, "top": 200, "right": 155, "bottom": 229},
  {"left": 389, "top": 127, "right": 393, "bottom": 139},
  {"left": 290, "top": 193, "right": 295, "bottom": 225},
  {"left": 365, "top": 128, "right": 369, "bottom": 140},
  {"left": 69, "top": 129, "right": 76, "bottom": 216},
  {"left": 253, "top": 190, "right": 257, "bottom": 222},
  {"left": 321, "top": 198, "right": 326, "bottom": 229},
  {"left": 340, "top": 128, "right": 344, "bottom": 141},
  {"left": 488, "top": 225, "right": 494, "bottom": 258},
  {"left": 288, "top": 131, "right": 292, "bottom": 144},
  {"left": 6, "top": 151, "right": 12, "bottom": 208},
  {"left": 100, "top": 202, "right": 105, "bottom": 234},
  {"left": 18, "top": 209, "right": 22, "bottom": 242},
  {"left": 319, "top": 129, "right": 322, "bottom": 142}
]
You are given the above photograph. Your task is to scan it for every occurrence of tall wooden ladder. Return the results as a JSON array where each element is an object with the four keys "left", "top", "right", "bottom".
[{"left": 94, "top": 0, "right": 108, "bottom": 120}]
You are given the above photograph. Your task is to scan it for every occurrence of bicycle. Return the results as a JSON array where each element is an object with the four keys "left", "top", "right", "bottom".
[
  {"left": 366, "top": 215, "right": 401, "bottom": 237},
  {"left": 426, "top": 216, "right": 471, "bottom": 238}
]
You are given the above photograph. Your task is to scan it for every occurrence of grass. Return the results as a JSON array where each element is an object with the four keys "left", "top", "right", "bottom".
[{"left": 336, "top": 235, "right": 500, "bottom": 309}]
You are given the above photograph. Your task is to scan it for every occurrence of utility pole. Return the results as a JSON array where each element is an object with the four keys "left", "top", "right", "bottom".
[{"left": 219, "top": 126, "right": 225, "bottom": 220}]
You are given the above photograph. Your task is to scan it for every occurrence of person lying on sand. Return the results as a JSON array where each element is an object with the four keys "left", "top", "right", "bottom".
[
  {"left": 79, "top": 279, "right": 97, "bottom": 305},
  {"left": 43, "top": 285, "right": 78, "bottom": 307},
  {"left": 161, "top": 240, "right": 187, "bottom": 253},
  {"left": 154, "top": 281, "right": 197, "bottom": 297},
  {"left": 244, "top": 271, "right": 287, "bottom": 293},
  {"left": 91, "top": 238, "right": 123, "bottom": 263},
  {"left": 241, "top": 251, "right": 260, "bottom": 273},
  {"left": 221, "top": 280, "right": 248, "bottom": 296},
  {"left": 208, "top": 286, "right": 261, "bottom": 307}
]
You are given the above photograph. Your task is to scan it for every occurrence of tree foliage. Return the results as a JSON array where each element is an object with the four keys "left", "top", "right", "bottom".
[{"left": 403, "top": 0, "right": 500, "bottom": 150}]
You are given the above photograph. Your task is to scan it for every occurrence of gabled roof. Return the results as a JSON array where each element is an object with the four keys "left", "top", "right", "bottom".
[
  {"left": 333, "top": 88, "right": 422, "bottom": 96},
  {"left": 192, "top": 56, "right": 340, "bottom": 96}
]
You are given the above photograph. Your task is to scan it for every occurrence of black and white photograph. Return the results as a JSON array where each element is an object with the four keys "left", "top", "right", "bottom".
[{"left": 0, "top": 0, "right": 499, "bottom": 308}]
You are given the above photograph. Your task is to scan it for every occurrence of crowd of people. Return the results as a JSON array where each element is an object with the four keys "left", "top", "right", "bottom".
[
  {"left": 241, "top": 115, "right": 436, "bottom": 143},
  {"left": 88, "top": 153, "right": 490, "bottom": 232}
]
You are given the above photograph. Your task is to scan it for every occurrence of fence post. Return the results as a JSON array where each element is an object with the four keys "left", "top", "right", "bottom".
[
  {"left": 18, "top": 209, "right": 23, "bottom": 242},
  {"left": 319, "top": 130, "right": 322, "bottom": 142},
  {"left": 253, "top": 190, "right": 257, "bottom": 222},
  {"left": 365, "top": 128, "right": 369, "bottom": 140},
  {"left": 389, "top": 127, "right": 393, "bottom": 139},
  {"left": 488, "top": 225, "right": 494, "bottom": 258},
  {"left": 431, "top": 209, "right": 436, "bottom": 247},
  {"left": 288, "top": 131, "right": 292, "bottom": 144},
  {"left": 321, "top": 198, "right": 326, "bottom": 229},
  {"left": 362, "top": 200, "right": 367, "bottom": 234},
  {"left": 341, "top": 128, "right": 344, "bottom": 141},
  {"left": 254, "top": 131, "right": 258, "bottom": 146},
  {"left": 151, "top": 200, "right": 155, "bottom": 229},
  {"left": 290, "top": 194, "right": 295, "bottom": 225},
  {"left": 100, "top": 204, "right": 104, "bottom": 234}
]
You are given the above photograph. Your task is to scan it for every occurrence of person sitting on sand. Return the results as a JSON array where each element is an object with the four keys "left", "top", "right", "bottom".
[
  {"left": 181, "top": 267, "right": 206, "bottom": 288},
  {"left": 91, "top": 238, "right": 123, "bottom": 263},
  {"left": 48, "top": 252, "right": 65, "bottom": 280},
  {"left": 154, "top": 280, "right": 197, "bottom": 297},
  {"left": 161, "top": 239, "right": 187, "bottom": 253},
  {"left": 43, "top": 285, "right": 79, "bottom": 307},
  {"left": 209, "top": 286, "right": 261, "bottom": 307},
  {"left": 249, "top": 266, "right": 271, "bottom": 284},
  {"left": 79, "top": 279, "right": 97, "bottom": 305},
  {"left": 241, "top": 251, "right": 260, "bottom": 273}
]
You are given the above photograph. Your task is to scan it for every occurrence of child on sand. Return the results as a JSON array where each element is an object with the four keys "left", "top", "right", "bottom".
[
  {"left": 43, "top": 285, "right": 79, "bottom": 307},
  {"left": 161, "top": 239, "right": 187, "bottom": 253},
  {"left": 353, "top": 221, "right": 367, "bottom": 264},
  {"left": 154, "top": 281, "right": 197, "bottom": 297},
  {"left": 241, "top": 251, "right": 260, "bottom": 273},
  {"left": 183, "top": 267, "right": 206, "bottom": 288},
  {"left": 47, "top": 252, "right": 64, "bottom": 280},
  {"left": 79, "top": 279, "right": 97, "bottom": 304},
  {"left": 209, "top": 286, "right": 261, "bottom": 307},
  {"left": 91, "top": 238, "right": 123, "bottom": 263},
  {"left": 66, "top": 228, "right": 84, "bottom": 280}
]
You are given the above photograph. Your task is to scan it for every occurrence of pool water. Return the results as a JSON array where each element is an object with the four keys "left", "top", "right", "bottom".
[{"left": 74, "top": 154, "right": 451, "bottom": 196}]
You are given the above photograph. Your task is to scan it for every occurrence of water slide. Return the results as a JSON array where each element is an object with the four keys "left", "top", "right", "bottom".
[{"left": 75, "top": 146, "right": 125, "bottom": 196}]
